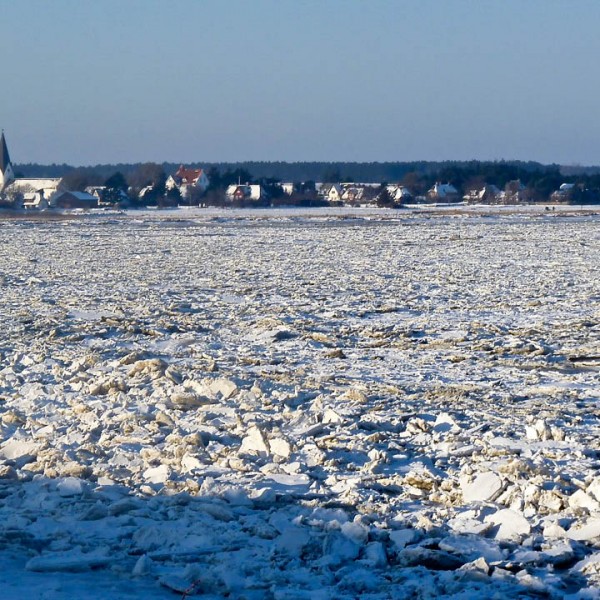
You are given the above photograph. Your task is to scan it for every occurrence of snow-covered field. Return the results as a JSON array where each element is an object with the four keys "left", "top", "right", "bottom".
[{"left": 1, "top": 208, "right": 600, "bottom": 598}]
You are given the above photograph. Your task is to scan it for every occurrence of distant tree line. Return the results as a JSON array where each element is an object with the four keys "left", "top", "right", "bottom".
[
  {"left": 15, "top": 159, "right": 563, "bottom": 184},
  {"left": 13, "top": 160, "right": 600, "bottom": 205}
]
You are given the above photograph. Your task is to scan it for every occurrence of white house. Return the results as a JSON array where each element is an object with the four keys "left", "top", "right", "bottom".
[
  {"left": 501, "top": 179, "right": 530, "bottom": 203},
  {"left": 386, "top": 184, "right": 412, "bottom": 202},
  {"left": 23, "top": 191, "right": 49, "bottom": 210},
  {"left": 463, "top": 184, "right": 501, "bottom": 204},
  {"left": 226, "top": 184, "right": 265, "bottom": 201},
  {"left": 281, "top": 182, "right": 295, "bottom": 196},
  {"left": 341, "top": 186, "right": 364, "bottom": 203},
  {"left": 8, "top": 178, "right": 62, "bottom": 199},
  {"left": 166, "top": 165, "right": 210, "bottom": 199},
  {"left": 85, "top": 185, "right": 129, "bottom": 205},
  {"left": 427, "top": 182, "right": 459, "bottom": 202},
  {"left": 318, "top": 183, "right": 343, "bottom": 202},
  {"left": 550, "top": 183, "right": 577, "bottom": 202}
]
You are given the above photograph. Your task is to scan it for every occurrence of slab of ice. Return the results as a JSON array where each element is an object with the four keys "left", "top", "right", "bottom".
[
  {"left": 485, "top": 508, "right": 531, "bottom": 541},
  {"left": 143, "top": 464, "right": 171, "bottom": 484},
  {"left": 567, "top": 518, "right": 600, "bottom": 542},
  {"left": 240, "top": 425, "right": 270, "bottom": 455},
  {"left": 26, "top": 550, "right": 113, "bottom": 572},
  {"left": 461, "top": 472, "right": 504, "bottom": 503},
  {"left": 0, "top": 439, "right": 39, "bottom": 460},
  {"left": 57, "top": 477, "right": 84, "bottom": 497}
]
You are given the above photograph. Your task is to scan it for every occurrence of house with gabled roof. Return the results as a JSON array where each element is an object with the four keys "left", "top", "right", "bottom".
[
  {"left": 51, "top": 191, "right": 98, "bottom": 209},
  {"left": 166, "top": 165, "right": 210, "bottom": 200},
  {"left": 500, "top": 179, "right": 532, "bottom": 204},
  {"left": 550, "top": 183, "right": 577, "bottom": 203},
  {"left": 318, "top": 183, "right": 343, "bottom": 202},
  {"left": 9, "top": 178, "right": 63, "bottom": 199},
  {"left": 23, "top": 191, "right": 49, "bottom": 210},
  {"left": 463, "top": 184, "right": 501, "bottom": 204},
  {"left": 225, "top": 184, "right": 266, "bottom": 202},
  {"left": 341, "top": 186, "right": 364, "bottom": 204},
  {"left": 281, "top": 182, "right": 295, "bottom": 196},
  {"left": 427, "top": 182, "right": 459, "bottom": 202},
  {"left": 85, "top": 185, "right": 129, "bottom": 206},
  {"left": 386, "top": 184, "right": 413, "bottom": 203}
]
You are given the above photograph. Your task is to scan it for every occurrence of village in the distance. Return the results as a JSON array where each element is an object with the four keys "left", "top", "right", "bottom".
[{"left": 1, "top": 131, "right": 599, "bottom": 212}]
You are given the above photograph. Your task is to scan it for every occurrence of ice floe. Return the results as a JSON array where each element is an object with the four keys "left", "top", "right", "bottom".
[{"left": 0, "top": 208, "right": 599, "bottom": 597}]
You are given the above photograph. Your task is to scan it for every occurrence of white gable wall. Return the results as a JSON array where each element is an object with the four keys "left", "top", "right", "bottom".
[
  {"left": 327, "top": 185, "right": 342, "bottom": 201},
  {"left": 197, "top": 171, "right": 209, "bottom": 191},
  {"left": 249, "top": 185, "right": 262, "bottom": 200},
  {"left": 0, "top": 163, "right": 14, "bottom": 190},
  {"left": 167, "top": 172, "right": 209, "bottom": 194}
]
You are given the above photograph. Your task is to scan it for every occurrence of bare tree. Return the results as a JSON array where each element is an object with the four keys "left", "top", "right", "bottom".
[
  {"left": 61, "top": 169, "right": 103, "bottom": 191},
  {"left": 126, "top": 163, "right": 166, "bottom": 190}
]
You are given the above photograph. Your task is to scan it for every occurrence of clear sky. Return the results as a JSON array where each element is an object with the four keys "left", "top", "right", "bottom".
[{"left": 1, "top": 0, "right": 599, "bottom": 166}]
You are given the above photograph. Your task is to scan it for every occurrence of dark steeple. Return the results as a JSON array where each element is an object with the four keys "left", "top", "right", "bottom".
[{"left": 0, "top": 131, "right": 11, "bottom": 175}]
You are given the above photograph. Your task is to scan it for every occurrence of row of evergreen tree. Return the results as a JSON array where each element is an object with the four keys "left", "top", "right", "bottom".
[{"left": 15, "top": 159, "right": 563, "bottom": 183}]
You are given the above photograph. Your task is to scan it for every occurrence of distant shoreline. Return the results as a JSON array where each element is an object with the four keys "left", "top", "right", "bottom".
[{"left": 1, "top": 204, "right": 599, "bottom": 223}]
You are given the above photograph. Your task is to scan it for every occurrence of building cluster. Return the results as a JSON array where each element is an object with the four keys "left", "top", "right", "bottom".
[
  {"left": 0, "top": 132, "right": 590, "bottom": 210},
  {"left": 315, "top": 179, "right": 589, "bottom": 205},
  {"left": 0, "top": 134, "right": 271, "bottom": 208},
  {"left": 315, "top": 181, "right": 483, "bottom": 204},
  {"left": 0, "top": 132, "right": 99, "bottom": 209}
]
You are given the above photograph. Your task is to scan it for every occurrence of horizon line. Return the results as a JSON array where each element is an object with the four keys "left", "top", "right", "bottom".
[{"left": 10, "top": 158, "right": 591, "bottom": 169}]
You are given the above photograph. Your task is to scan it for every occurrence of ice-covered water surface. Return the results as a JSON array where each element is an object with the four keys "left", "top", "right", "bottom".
[{"left": 0, "top": 210, "right": 599, "bottom": 598}]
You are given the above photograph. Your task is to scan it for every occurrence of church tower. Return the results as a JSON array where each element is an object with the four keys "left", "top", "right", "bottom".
[{"left": 0, "top": 131, "right": 15, "bottom": 191}]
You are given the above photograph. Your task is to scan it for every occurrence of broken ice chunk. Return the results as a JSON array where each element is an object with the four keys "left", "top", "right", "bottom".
[
  {"left": 57, "top": 477, "right": 85, "bottom": 497},
  {"left": 143, "top": 464, "right": 171, "bottom": 484},
  {"left": 26, "top": 550, "right": 113, "bottom": 572},
  {"left": 485, "top": 508, "right": 531, "bottom": 541},
  {"left": 461, "top": 472, "right": 504, "bottom": 503},
  {"left": 240, "top": 425, "right": 270, "bottom": 455}
]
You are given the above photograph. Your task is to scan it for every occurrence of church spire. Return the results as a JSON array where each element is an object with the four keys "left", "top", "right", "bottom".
[
  {"left": 0, "top": 130, "right": 11, "bottom": 175},
  {"left": 0, "top": 131, "right": 15, "bottom": 191}
]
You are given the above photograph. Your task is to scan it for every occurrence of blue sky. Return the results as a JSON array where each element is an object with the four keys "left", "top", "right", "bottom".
[{"left": 1, "top": 0, "right": 599, "bottom": 165}]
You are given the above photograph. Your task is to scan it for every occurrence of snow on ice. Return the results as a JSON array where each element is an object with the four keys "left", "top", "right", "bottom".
[{"left": 0, "top": 207, "right": 598, "bottom": 598}]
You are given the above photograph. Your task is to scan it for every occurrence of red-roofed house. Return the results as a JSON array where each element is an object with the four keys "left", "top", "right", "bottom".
[{"left": 166, "top": 165, "right": 210, "bottom": 199}]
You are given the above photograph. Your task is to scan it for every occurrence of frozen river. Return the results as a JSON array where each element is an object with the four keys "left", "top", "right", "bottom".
[{"left": 0, "top": 208, "right": 599, "bottom": 598}]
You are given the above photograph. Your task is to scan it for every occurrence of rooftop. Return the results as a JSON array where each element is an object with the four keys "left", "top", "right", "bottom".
[{"left": 0, "top": 131, "right": 11, "bottom": 174}]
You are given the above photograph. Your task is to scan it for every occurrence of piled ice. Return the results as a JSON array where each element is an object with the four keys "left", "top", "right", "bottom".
[{"left": 0, "top": 209, "right": 599, "bottom": 597}]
